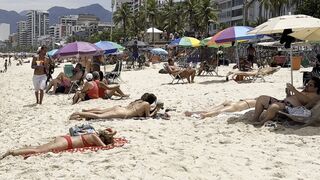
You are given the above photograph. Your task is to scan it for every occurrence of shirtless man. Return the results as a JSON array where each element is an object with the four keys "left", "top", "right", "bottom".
[
  {"left": 31, "top": 45, "right": 48, "bottom": 104},
  {"left": 251, "top": 77, "right": 320, "bottom": 125},
  {"left": 69, "top": 93, "right": 162, "bottom": 120},
  {"left": 247, "top": 44, "right": 256, "bottom": 68},
  {"left": 167, "top": 58, "right": 196, "bottom": 83}
]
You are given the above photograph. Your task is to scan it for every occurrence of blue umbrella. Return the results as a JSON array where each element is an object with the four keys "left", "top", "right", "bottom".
[
  {"left": 47, "top": 49, "right": 58, "bottom": 57},
  {"left": 95, "top": 41, "right": 125, "bottom": 54},
  {"left": 150, "top": 48, "right": 168, "bottom": 55}
]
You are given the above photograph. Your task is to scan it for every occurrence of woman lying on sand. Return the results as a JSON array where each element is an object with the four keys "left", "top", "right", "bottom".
[
  {"left": 69, "top": 93, "right": 163, "bottom": 120},
  {"left": 185, "top": 99, "right": 256, "bottom": 119},
  {"left": 1, "top": 128, "right": 116, "bottom": 160}
]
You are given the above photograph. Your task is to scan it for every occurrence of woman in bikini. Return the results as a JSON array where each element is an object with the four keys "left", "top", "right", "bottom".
[
  {"left": 1, "top": 128, "right": 116, "bottom": 160},
  {"left": 185, "top": 99, "right": 257, "bottom": 119},
  {"left": 46, "top": 63, "right": 84, "bottom": 94},
  {"left": 69, "top": 93, "right": 162, "bottom": 120}
]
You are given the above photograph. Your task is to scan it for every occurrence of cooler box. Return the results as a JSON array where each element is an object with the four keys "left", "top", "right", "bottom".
[{"left": 292, "top": 56, "right": 302, "bottom": 70}]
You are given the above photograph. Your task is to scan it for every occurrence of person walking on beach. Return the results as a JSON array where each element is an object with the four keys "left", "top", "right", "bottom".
[
  {"left": 131, "top": 41, "right": 139, "bottom": 68},
  {"left": 31, "top": 45, "right": 48, "bottom": 105},
  {"left": 3, "top": 59, "right": 8, "bottom": 72},
  {"left": 8, "top": 58, "right": 11, "bottom": 66}
]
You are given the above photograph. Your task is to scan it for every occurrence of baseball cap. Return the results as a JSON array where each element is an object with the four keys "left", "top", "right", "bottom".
[{"left": 85, "top": 73, "right": 93, "bottom": 81}]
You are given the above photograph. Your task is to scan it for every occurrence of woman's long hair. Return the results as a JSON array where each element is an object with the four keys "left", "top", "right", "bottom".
[{"left": 98, "top": 129, "right": 116, "bottom": 145}]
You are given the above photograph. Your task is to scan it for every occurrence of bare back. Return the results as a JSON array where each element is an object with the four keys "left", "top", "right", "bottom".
[{"left": 125, "top": 100, "right": 150, "bottom": 117}]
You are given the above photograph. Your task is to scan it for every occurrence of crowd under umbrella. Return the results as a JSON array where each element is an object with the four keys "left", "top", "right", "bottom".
[
  {"left": 94, "top": 41, "right": 125, "bottom": 54},
  {"left": 54, "top": 41, "right": 103, "bottom": 58},
  {"left": 248, "top": 14, "right": 320, "bottom": 84},
  {"left": 213, "top": 26, "right": 265, "bottom": 68},
  {"left": 169, "top": 37, "right": 200, "bottom": 47}
]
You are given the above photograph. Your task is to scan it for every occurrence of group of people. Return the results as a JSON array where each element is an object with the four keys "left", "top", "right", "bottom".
[{"left": 5, "top": 44, "right": 318, "bottom": 161}]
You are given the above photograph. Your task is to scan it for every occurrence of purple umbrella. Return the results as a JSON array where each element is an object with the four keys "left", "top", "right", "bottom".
[
  {"left": 215, "top": 26, "right": 264, "bottom": 43},
  {"left": 55, "top": 41, "right": 103, "bottom": 57}
]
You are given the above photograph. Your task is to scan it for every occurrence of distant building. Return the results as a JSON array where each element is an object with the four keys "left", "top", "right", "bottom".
[
  {"left": 60, "top": 15, "right": 78, "bottom": 26},
  {"left": 0, "top": 23, "right": 10, "bottom": 41},
  {"left": 17, "top": 21, "right": 28, "bottom": 47},
  {"left": 9, "top": 33, "right": 18, "bottom": 47},
  {"left": 26, "top": 10, "right": 49, "bottom": 47}
]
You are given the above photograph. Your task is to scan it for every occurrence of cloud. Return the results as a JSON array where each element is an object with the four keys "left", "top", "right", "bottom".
[{"left": 1, "top": 0, "right": 111, "bottom": 12}]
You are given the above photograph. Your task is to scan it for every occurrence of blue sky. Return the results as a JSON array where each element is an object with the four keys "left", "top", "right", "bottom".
[{"left": 1, "top": 0, "right": 111, "bottom": 12}]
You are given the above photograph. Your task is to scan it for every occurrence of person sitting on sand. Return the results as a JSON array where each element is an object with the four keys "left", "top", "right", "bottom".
[
  {"left": 185, "top": 99, "right": 256, "bottom": 119},
  {"left": 1, "top": 128, "right": 116, "bottom": 160},
  {"left": 46, "top": 63, "right": 84, "bottom": 94},
  {"left": 167, "top": 58, "right": 196, "bottom": 83},
  {"left": 72, "top": 73, "right": 99, "bottom": 104},
  {"left": 92, "top": 71, "right": 129, "bottom": 99},
  {"left": 69, "top": 93, "right": 163, "bottom": 120},
  {"left": 251, "top": 77, "right": 320, "bottom": 125}
]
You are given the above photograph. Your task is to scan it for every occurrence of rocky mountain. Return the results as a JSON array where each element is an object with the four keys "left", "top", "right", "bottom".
[{"left": 0, "top": 4, "right": 112, "bottom": 34}]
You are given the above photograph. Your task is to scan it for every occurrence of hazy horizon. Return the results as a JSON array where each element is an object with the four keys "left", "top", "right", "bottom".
[{"left": 1, "top": 0, "right": 111, "bottom": 12}]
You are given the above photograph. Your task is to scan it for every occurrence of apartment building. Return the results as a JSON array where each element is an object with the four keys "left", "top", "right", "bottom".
[
  {"left": 17, "top": 21, "right": 28, "bottom": 47},
  {"left": 26, "top": 10, "right": 49, "bottom": 47},
  {"left": 0, "top": 23, "right": 10, "bottom": 41}
]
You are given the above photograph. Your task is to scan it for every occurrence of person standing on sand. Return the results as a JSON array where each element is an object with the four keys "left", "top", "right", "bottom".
[
  {"left": 31, "top": 45, "right": 48, "bottom": 105},
  {"left": 4, "top": 59, "right": 8, "bottom": 72}
]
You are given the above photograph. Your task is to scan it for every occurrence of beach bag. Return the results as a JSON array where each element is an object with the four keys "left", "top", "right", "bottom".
[
  {"left": 69, "top": 124, "right": 95, "bottom": 136},
  {"left": 285, "top": 106, "right": 311, "bottom": 117}
]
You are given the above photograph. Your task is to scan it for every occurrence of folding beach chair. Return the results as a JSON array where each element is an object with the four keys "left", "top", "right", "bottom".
[
  {"left": 163, "top": 64, "right": 185, "bottom": 84},
  {"left": 105, "top": 60, "right": 123, "bottom": 83},
  {"left": 63, "top": 64, "right": 74, "bottom": 78},
  {"left": 67, "top": 68, "right": 85, "bottom": 94}
]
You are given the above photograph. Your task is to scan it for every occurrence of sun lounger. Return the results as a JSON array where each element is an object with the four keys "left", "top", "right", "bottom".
[{"left": 227, "top": 66, "right": 280, "bottom": 83}]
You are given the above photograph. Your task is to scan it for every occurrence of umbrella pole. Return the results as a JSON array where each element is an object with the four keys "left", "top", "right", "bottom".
[{"left": 290, "top": 48, "right": 293, "bottom": 85}]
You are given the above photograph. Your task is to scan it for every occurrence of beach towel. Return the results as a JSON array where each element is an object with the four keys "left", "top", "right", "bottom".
[{"left": 22, "top": 138, "right": 128, "bottom": 159}]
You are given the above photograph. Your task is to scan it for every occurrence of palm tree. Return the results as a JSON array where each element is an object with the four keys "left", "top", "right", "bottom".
[
  {"left": 196, "top": 0, "right": 218, "bottom": 37},
  {"left": 183, "top": 0, "right": 199, "bottom": 36},
  {"left": 113, "top": 3, "right": 132, "bottom": 38},
  {"left": 243, "top": 0, "right": 257, "bottom": 26},
  {"left": 145, "top": 0, "right": 158, "bottom": 44},
  {"left": 160, "top": 0, "right": 183, "bottom": 33}
]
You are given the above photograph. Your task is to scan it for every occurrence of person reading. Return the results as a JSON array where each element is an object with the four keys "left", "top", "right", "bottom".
[{"left": 251, "top": 77, "right": 320, "bottom": 125}]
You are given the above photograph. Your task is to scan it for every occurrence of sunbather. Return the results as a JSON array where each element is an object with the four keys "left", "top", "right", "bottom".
[
  {"left": 69, "top": 93, "right": 162, "bottom": 120},
  {"left": 72, "top": 73, "right": 99, "bottom": 104},
  {"left": 251, "top": 77, "right": 320, "bottom": 125},
  {"left": 0, "top": 128, "right": 116, "bottom": 160},
  {"left": 93, "top": 71, "right": 129, "bottom": 99},
  {"left": 46, "top": 63, "right": 84, "bottom": 94},
  {"left": 167, "top": 58, "right": 196, "bottom": 83},
  {"left": 185, "top": 99, "right": 256, "bottom": 119}
]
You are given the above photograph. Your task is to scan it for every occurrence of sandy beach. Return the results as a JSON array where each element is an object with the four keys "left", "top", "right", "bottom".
[{"left": 1, "top": 58, "right": 320, "bottom": 179}]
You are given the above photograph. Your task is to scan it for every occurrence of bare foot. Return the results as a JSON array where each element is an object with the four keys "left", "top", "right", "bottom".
[
  {"left": 1, "top": 150, "right": 12, "bottom": 160},
  {"left": 184, "top": 111, "right": 193, "bottom": 117}
]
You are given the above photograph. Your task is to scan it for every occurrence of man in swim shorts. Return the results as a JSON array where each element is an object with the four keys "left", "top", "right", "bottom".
[{"left": 31, "top": 45, "right": 48, "bottom": 105}]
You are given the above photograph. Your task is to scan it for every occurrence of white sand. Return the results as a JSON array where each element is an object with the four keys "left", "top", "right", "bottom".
[{"left": 1, "top": 58, "right": 320, "bottom": 179}]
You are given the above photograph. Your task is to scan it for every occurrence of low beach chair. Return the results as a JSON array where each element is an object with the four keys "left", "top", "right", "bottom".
[
  {"left": 105, "top": 60, "right": 123, "bottom": 83},
  {"left": 63, "top": 64, "right": 74, "bottom": 78},
  {"left": 227, "top": 66, "right": 280, "bottom": 83},
  {"left": 163, "top": 64, "right": 185, "bottom": 84}
]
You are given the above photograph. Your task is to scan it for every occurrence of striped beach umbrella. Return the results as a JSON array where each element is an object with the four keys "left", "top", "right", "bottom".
[
  {"left": 169, "top": 37, "right": 200, "bottom": 47},
  {"left": 215, "top": 26, "right": 264, "bottom": 43}
]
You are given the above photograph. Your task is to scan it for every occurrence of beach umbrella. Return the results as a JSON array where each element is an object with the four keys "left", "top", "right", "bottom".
[
  {"left": 201, "top": 34, "right": 232, "bottom": 48},
  {"left": 169, "top": 37, "right": 200, "bottom": 47},
  {"left": 47, "top": 49, "right": 58, "bottom": 57},
  {"left": 55, "top": 41, "right": 103, "bottom": 57},
  {"left": 289, "top": 28, "right": 320, "bottom": 41},
  {"left": 95, "top": 41, "right": 125, "bottom": 54},
  {"left": 248, "top": 14, "right": 320, "bottom": 35},
  {"left": 248, "top": 14, "right": 320, "bottom": 85},
  {"left": 150, "top": 48, "right": 168, "bottom": 55},
  {"left": 214, "top": 26, "right": 264, "bottom": 43}
]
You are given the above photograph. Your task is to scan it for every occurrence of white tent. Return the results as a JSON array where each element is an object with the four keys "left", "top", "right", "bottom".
[{"left": 146, "top": 27, "right": 163, "bottom": 33}]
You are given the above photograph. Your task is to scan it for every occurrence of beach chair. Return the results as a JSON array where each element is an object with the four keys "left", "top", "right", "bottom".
[
  {"left": 67, "top": 71, "right": 85, "bottom": 94},
  {"left": 163, "top": 64, "right": 185, "bottom": 84},
  {"left": 199, "top": 59, "right": 218, "bottom": 76},
  {"left": 105, "top": 60, "right": 123, "bottom": 83},
  {"left": 227, "top": 66, "right": 280, "bottom": 83},
  {"left": 63, "top": 64, "right": 74, "bottom": 78}
]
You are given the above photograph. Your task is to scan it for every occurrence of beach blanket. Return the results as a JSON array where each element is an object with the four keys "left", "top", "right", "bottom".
[{"left": 22, "top": 138, "right": 128, "bottom": 159}]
